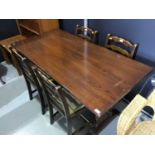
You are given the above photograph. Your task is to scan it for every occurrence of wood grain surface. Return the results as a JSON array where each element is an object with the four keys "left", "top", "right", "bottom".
[{"left": 15, "top": 29, "right": 152, "bottom": 117}]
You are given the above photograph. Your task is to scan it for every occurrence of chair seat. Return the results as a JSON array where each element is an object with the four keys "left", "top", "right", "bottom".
[
  {"left": 52, "top": 91, "right": 84, "bottom": 115},
  {"left": 65, "top": 93, "right": 85, "bottom": 115}
]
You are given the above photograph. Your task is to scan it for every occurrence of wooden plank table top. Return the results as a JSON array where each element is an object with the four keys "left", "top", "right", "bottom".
[{"left": 15, "top": 29, "right": 152, "bottom": 118}]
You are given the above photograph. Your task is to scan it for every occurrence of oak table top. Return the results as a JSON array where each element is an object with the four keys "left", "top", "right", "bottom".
[{"left": 15, "top": 29, "right": 152, "bottom": 118}]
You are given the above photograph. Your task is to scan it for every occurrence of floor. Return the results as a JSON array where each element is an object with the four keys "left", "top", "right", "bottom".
[{"left": 0, "top": 61, "right": 119, "bottom": 135}]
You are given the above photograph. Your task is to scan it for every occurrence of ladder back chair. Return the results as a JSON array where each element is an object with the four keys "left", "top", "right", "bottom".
[
  {"left": 75, "top": 24, "right": 98, "bottom": 43},
  {"left": 105, "top": 33, "right": 138, "bottom": 59},
  {"left": 36, "top": 68, "right": 85, "bottom": 135},
  {"left": 10, "top": 47, "right": 46, "bottom": 114}
]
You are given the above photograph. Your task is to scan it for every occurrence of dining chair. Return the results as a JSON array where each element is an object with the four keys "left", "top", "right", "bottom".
[
  {"left": 104, "top": 33, "right": 138, "bottom": 59},
  {"left": 75, "top": 24, "right": 98, "bottom": 43},
  {"left": 10, "top": 47, "right": 46, "bottom": 115},
  {"left": 117, "top": 89, "right": 155, "bottom": 135},
  {"left": 36, "top": 68, "right": 85, "bottom": 135}
]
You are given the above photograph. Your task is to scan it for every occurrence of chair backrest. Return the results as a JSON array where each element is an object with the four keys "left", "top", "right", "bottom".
[
  {"left": 75, "top": 24, "right": 98, "bottom": 43},
  {"left": 105, "top": 33, "right": 138, "bottom": 59},
  {"left": 0, "top": 44, "right": 10, "bottom": 53},
  {"left": 36, "top": 68, "right": 71, "bottom": 118},
  {"left": 10, "top": 47, "right": 37, "bottom": 84}
]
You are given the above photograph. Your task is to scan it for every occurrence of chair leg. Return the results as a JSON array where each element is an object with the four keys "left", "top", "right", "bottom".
[
  {"left": 39, "top": 91, "right": 46, "bottom": 115},
  {"left": 35, "top": 83, "right": 46, "bottom": 115},
  {"left": 66, "top": 119, "right": 72, "bottom": 135},
  {"left": 49, "top": 103, "right": 54, "bottom": 124},
  {"left": 25, "top": 79, "right": 33, "bottom": 100},
  {"left": 0, "top": 78, "right": 5, "bottom": 85}
]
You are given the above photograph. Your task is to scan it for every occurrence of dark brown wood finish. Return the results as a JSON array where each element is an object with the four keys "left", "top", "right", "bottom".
[{"left": 15, "top": 29, "right": 152, "bottom": 118}]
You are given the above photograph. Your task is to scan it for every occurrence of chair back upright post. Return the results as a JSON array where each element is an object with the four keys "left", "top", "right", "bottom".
[
  {"left": 75, "top": 24, "right": 98, "bottom": 43},
  {"left": 105, "top": 33, "right": 138, "bottom": 59},
  {"left": 58, "top": 88, "right": 72, "bottom": 119}
]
